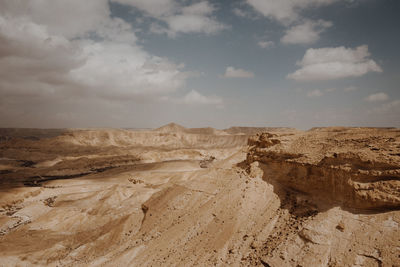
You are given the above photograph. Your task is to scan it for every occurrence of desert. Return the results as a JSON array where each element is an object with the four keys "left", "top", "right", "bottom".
[
  {"left": 1, "top": 1, "right": 400, "bottom": 266},
  {"left": 0, "top": 124, "right": 399, "bottom": 266}
]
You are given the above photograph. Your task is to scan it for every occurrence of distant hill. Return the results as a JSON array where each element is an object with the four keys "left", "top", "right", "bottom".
[
  {"left": 154, "top": 123, "right": 226, "bottom": 135},
  {"left": 0, "top": 128, "right": 69, "bottom": 141},
  {"left": 154, "top": 123, "right": 187, "bottom": 133},
  {"left": 224, "top": 126, "right": 297, "bottom": 135},
  {"left": 154, "top": 124, "right": 298, "bottom": 135}
]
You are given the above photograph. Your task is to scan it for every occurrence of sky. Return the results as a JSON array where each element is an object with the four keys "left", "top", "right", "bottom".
[{"left": 0, "top": 0, "right": 399, "bottom": 129}]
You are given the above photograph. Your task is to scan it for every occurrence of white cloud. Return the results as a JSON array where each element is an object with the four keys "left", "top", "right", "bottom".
[
  {"left": 113, "top": 0, "right": 227, "bottom": 37},
  {"left": 0, "top": 0, "right": 137, "bottom": 44},
  {"left": 281, "top": 20, "right": 332, "bottom": 44},
  {"left": 182, "top": 1, "right": 214, "bottom": 15},
  {"left": 0, "top": 0, "right": 230, "bottom": 127},
  {"left": 163, "top": 2, "right": 227, "bottom": 37},
  {"left": 233, "top": 8, "right": 248, "bottom": 18},
  {"left": 164, "top": 14, "right": 226, "bottom": 36},
  {"left": 298, "top": 45, "right": 375, "bottom": 66},
  {"left": 365, "top": 92, "right": 389, "bottom": 102},
  {"left": 0, "top": 16, "right": 84, "bottom": 96},
  {"left": 0, "top": 0, "right": 111, "bottom": 39},
  {"left": 307, "top": 89, "right": 323, "bottom": 97},
  {"left": 94, "top": 17, "right": 138, "bottom": 43},
  {"left": 0, "top": 1, "right": 188, "bottom": 104},
  {"left": 246, "top": 0, "right": 339, "bottom": 24},
  {"left": 161, "top": 90, "right": 223, "bottom": 107},
  {"left": 182, "top": 90, "right": 223, "bottom": 106},
  {"left": 246, "top": 0, "right": 354, "bottom": 48},
  {"left": 258, "top": 40, "right": 274, "bottom": 49},
  {"left": 70, "top": 41, "right": 187, "bottom": 97},
  {"left": 287, "top": 45, "right": 382, "bottom": 81},
  {"left": 232, "top": 6, "right": 258, "bottom": 19},
  {"left": 223, "top": 66, "right": 255, "bottom": 78},
  {"left": 111, "top": 0, "right": 177, "bottom": 17}
]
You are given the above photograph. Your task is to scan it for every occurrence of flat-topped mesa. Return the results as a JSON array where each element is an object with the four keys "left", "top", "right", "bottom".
[
  {"left": 155, "top": 123, "right": 225, "bottom": 135},
  {"left": 245, "top": 129, "right": 400, "bottom": 211},
  {"left": 225, "top": 126, "right": 297, "bottom": 135}
]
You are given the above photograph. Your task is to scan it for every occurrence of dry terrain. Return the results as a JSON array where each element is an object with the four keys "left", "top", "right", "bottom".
[{"left": 0, "top": 124, "right": 399, "bottom": 266}]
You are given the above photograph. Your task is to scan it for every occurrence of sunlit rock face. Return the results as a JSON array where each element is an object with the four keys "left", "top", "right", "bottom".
[{"left": 0, "top": 126, "right": 399, "bottom": 266}]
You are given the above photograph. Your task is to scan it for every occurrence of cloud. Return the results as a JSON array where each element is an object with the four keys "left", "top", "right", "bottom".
[
  {"left": 365, "top": 92, "right": 389, "bottom": 102},
  {"left": 281, "top": 20, "right": 332, "bottom": 44},
  {"left": 287, "top": 45, "right": 382, "bottom": 81},
  {"left": 0, "top": 13, "right": 186, "bottom": 97},
  {"left": 0, "top": 0, "right": 137, "bottom": 49},
  {"left": 182, "top": 90, "right": 223, "bottom": 106},
  {"left": 113, "top": 0, "right": 227, "bottom": 37},
  {"left": 223, "top": 66, "right": 255, "bottom": 78},
  {"left": 246, "top": 0, "right": 354, "bottom": 48},
  {"left": 164, "top": 15, "right": 226, "bottom": 37},
  {"left": 307, "top": 89, "right": 323, "bottom": 98},
  {"left": 161, "top": 90, "right": 223, "bottom": 108},
  {"left": 246, "top": 0, "right": 339, "bottom": 24},
  {"left": 258, "top": 40, "right": 274, "bottom": 49},
  {"left": 163, "top": 2, "right": 227, "bottom": 37},
  {"left": 232, "top": 6, "right": 259, "bottom": 19},
  {"left": 111, "top": 0, "right": 177, "bottom": 17},
  {"left": 0, "top": 0, "right": 112, "bottom": 39},
  {"left": 233, "top": 8, "right": 248, "bottom": 18},
  {"left": 181, "top": 1, "right": 214, "bottom": 15},
  {"left": 71, "top": 41, "right": 188, "bottom": 97},
  {"left": 0, "top": 0, "right": 192, "bottom": 127}
]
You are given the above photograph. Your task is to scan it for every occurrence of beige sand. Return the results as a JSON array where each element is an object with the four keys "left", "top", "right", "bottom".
[{"left": 0, "top": 124, "right": 399, "bottom": 266}]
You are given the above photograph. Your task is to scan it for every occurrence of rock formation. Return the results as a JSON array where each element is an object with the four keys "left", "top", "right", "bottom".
[{"left": 0, "top": 126, "right": 398, "bottom": 266}]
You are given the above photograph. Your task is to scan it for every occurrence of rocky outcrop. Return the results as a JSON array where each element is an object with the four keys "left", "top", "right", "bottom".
[
  {"left": 243, "top": 128, "right": 400, "bottom": 266},
  {"left": 245, "top": 129, "right": 400, "bottom": 211}
]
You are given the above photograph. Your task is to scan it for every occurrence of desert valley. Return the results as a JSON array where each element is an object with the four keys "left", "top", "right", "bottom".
[
  {"left": 1, "top": 0, "right": 400, "bottom": 266},
  {"left": 0, "top": 124, "right": 399, "bottom": 266}
]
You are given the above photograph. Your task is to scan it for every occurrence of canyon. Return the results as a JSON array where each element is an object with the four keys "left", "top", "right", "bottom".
[{"left": 0, "top": 125, "right": 399, "bottom": 266}]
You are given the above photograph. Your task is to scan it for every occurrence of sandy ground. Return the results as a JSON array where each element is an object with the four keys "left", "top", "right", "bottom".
[{"left": 0, "top": 124, "right": 399, "bottom": 266}]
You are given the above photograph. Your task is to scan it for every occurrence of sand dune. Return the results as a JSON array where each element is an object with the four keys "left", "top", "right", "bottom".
[{"left": 0, "top": 125, "right": 399, "bottom": 266}]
